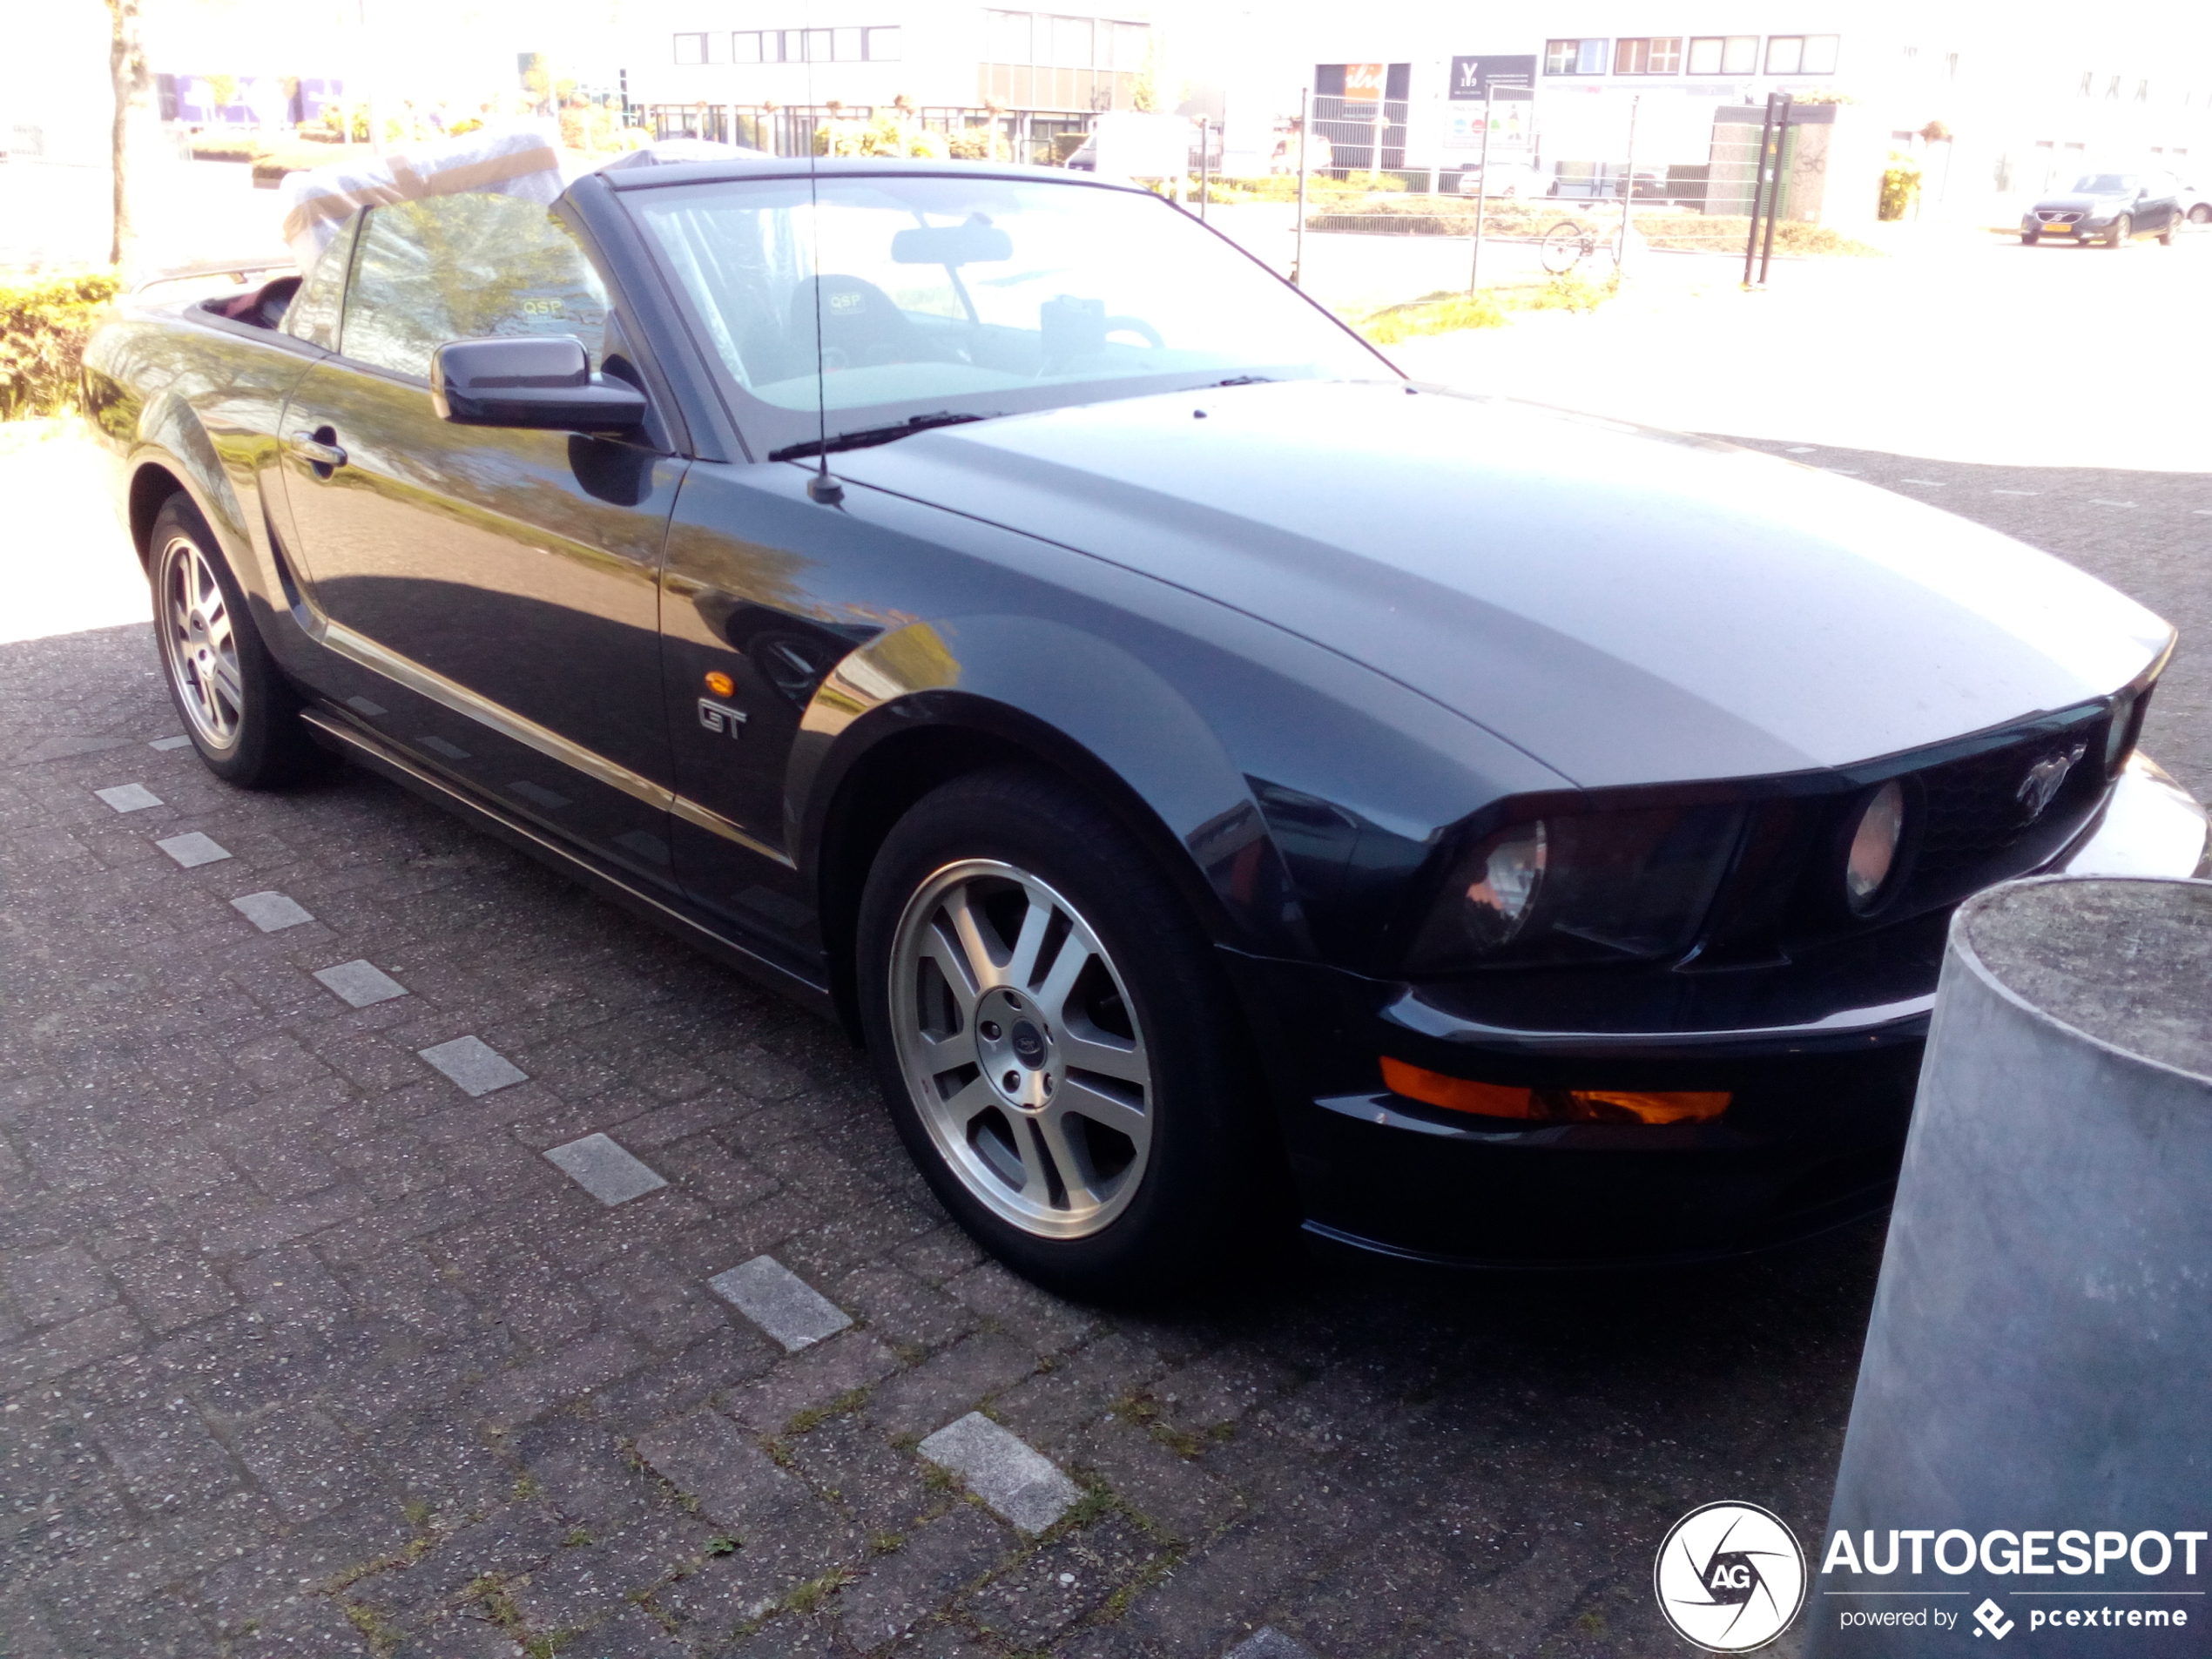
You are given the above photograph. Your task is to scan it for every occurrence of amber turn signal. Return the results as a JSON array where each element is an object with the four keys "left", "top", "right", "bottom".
[
  {"left": 704, "top": 670, "right": 737, "bottom": 697},
  {"left": 1379, "top": 1057, "right": 1729, "bottom": 1126}
]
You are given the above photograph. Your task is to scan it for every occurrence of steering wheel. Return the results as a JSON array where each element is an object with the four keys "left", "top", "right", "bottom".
[{"left": 1101, "top": 316, "right": 1163, "bottom": 347}]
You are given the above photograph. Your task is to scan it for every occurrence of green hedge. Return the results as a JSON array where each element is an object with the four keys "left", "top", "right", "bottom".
[{"left": 0, "top": 269, "right": 123, "bottom": 421}]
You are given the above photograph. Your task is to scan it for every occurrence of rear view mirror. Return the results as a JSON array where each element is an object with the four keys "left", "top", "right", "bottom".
[
  {"left": 431, "top": 336, "right": 646, "bottom": 432},
  {"left": 891, "top": 221, "right": 1014, "bottom": 266}
]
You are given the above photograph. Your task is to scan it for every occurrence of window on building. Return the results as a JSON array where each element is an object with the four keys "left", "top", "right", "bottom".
[
  {"left": 985, "top": 10, "right": 1031, "bottom": 60},
  {"left": 833, "top": 27, "right": 862, "bottom": 60},
  {"left": 1687, "top": 35, "right": 1758, "bottom": 75},
  {"left": 1766, "top": 36, "right": 1801, "bottom": 73},
  {"left": 1807, "top": 36, "right": 1840, "bottom": 72},
  {"left": 1047, "top": 16, "right": 1095, "bottom": 68},
  {"left": 1613, "top": 37, "right": 1681, "bottom": 74},
  {"left": 866, "top": 24, "right": 900, "bottom": 58},
  {"left": 1108, "top": 20, "right": 1149, "bottom": 70},
  {"left": 674, "top": 32, "right": 705, "bottom": 64},
  {"left": 1544, "top": 39, "right": 1607, "bottom": 76},
  {"left": 732, "top": 31, "right": 761, "bottom": 62}
]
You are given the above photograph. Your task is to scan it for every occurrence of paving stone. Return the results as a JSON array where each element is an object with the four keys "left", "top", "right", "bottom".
[
  {"left": 230, "top": 890, "right": 314, "bottom": 932},
  {"left": 93, "top": 782, "right": 162, "bottom": 812},
  {"left": 1224, "top": 1628, "right": 1325, "bottom": 1659},
  {"left": 635, "top": 1407, "right": 809, "bottom": 1530},
  {"left": 154, "top": 831, "right": 231, "bottom": 867},
  {"left": 830, "top": 1501, "right": 1008, "bottom": 1649},
  {"left": 708, "top": 1254, "right": 853, "bottom": 1352},
  {"left": 110, "top": 1246, "right": 235, "bottom": 1333},
  {"left": 864, "top": 1332, "right": 1038, "bottom": 1440},
  {"left": 313, "top": 959, "right": 410, "bottom": 1008},
  {"left": 3, "top": 1242, "right": 116, "bottom": 1325},
  {"left": 148, "top": 735, "right": 192, "bottom": 752},
  {"left": 721, "top": 1331, "right": 902, "bottom": 1433},
  {"left": 418, "top": 1035, "right": 528, "bottom": 1096},
  {"left": 919, "top": 1412, "right": 1082, "bottom": 1534},
  {"left": 961, "top": 1511, "right": 1161, "bottom": 1648},
  {"left": 543, "top": 1132, "right": 667, "bottom": 1207}
]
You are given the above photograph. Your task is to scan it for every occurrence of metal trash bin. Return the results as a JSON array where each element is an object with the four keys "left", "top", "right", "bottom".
[{"left": 1810, "top": 877, "right": 2212, "bottom": 1657}]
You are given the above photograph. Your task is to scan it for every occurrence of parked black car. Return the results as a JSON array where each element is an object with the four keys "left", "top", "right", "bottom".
[
  {"left": 2021, "top": 171, "right": 2183, "bottom": 246},
  {"left": 84, "top": 157, "right": 2208, "bottom": 1291}
]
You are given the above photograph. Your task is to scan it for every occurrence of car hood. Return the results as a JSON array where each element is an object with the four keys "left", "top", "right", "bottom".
[
  {"left": 830, "top": 381, "right": 2171, "bottom": 788},
  {"left": 2033, "top": 192, "right": 2122, "bottom": 211}
]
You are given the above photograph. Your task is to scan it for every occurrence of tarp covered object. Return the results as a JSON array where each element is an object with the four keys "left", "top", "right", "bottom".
[{"left": 276, "top": 123, "right": 563, "bottom": 266}]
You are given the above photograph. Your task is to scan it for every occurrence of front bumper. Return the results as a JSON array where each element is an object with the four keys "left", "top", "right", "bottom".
[{"left": 1229, "top": 756, "right": 2209, "bottom": 1268}]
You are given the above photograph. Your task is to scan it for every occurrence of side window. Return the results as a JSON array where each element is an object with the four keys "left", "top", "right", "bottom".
[
  {"left": 340, "top": 195, "right": 610, "bottom": 381},
  {"left": 284, "top": 216, "right": 356, "bottom": 349}
]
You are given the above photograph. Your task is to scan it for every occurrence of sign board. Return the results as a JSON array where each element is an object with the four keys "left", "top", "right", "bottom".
[
  {"left": 1440, "top": 90, "right": 1534, "bottom": 152},
  {"left": 1448, "top": 54, "right": 1537, "bottom": 100},
  {"left": 1342, "top": 63, "right": 1386, "bottom": 101}
]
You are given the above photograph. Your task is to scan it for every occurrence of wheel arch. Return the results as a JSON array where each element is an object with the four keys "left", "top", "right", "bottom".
[
  {"left": 125, "top": 395, "right": 257, "bottom": 589},
  {"left": 794, "top": 617, "right": 1306, "bottom": 1035}
]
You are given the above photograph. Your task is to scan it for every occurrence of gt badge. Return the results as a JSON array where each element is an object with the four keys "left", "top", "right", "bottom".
[
  {"left": 2016, "top": 743, "right": 2085, "bottom": 821},
  {"left": 698, "top": 698, "right": 747, "bottom": 738}
]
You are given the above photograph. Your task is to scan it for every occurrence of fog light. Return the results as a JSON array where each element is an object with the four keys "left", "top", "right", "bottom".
[
  {"left": 1844, "top": 780, "right": 1905, "bottom": 912},
  {"left": 1379, "top": 1057, "right": 1729, "bottom": 1124}
]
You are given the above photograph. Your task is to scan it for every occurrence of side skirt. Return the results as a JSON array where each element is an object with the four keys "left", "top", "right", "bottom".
[{"left": 300, "top": 706, "right": 840, "bottom": 1022}]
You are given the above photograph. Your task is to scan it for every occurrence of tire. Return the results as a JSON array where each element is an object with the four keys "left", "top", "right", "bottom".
[
  {"left": 2158, "top": 225, "right": 2174, "bottom": 246},
  {"left": 148, "top": 494, "right": 325, "bottom": 786},
  {"left": 1540, "top": 220, "right": 1589, "bottom": 274},
  {"left": 2189, "top": 203, "right": 2211, "bottom": 225},
  {"left": 856, "top": 766, "right": 1270, "bottom": 1298},
  {"left": 2020, "top": 232, "right": 2039, "bottom": 245},
  {"left": 2106, "top": 213, "right": 2130, "bottom": 248}
]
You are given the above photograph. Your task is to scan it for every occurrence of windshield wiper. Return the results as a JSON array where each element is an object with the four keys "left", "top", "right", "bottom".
[
  {"left": 1205, "top": 374, "right": 1274, "bottom": 388},
  {"left": 769, "top": 410, "right": 995, "bottom": 463}
]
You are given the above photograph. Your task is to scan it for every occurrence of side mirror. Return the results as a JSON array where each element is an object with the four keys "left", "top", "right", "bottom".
[{"left": 430, "top": 336, "right": 646, "bottom": 433}]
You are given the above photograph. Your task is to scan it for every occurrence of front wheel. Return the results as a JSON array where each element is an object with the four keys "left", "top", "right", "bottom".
[
  {"left": 2105, "top": 213, "right": 2131, "bottom": 247},
  {"left": 1540, "top": 220, "right": 1591, "bottom": 273},
  {"left": 2020, "top": 232, "right": 2040, "bottom": 245},
  {"left": 856, "top": 767, "right": 1270, "bottom": 1297},
  {"left": 149, "top": 494, "right": 325, "bottom": 786},
  {"left": 2189, "top": 203, "right": 2212, "bottom": 225}
]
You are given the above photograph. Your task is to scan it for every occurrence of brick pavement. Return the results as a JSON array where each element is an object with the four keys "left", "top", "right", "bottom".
[{"left": 5, "top": 453, "right": 2200, "bottom": 1658}]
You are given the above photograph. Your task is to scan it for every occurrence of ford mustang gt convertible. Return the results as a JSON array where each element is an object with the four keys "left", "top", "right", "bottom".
[{"left": 84, "top": 156, "right": 2210, "bottom": 1291}]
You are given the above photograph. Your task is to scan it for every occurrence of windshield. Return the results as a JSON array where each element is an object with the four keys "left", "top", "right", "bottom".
[
  {"left": 2068, "top": 173, "right": 2136, "bottom": 195},
  {"left": 631, "top": 172, "right": 1389, "bottom": 457}
]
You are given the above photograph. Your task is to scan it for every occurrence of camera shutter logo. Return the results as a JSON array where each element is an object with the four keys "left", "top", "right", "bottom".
[{"left": 1654, "top": 1501, "right": 1807, "bottom": 1652}]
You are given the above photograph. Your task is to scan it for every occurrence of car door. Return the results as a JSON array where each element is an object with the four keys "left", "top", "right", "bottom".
[
  {"left": 276, "top": 193, "right": 689, "bottom": 885},
  {"left": 2145, "top": 173, "right": 2181, "bottom": 233}
]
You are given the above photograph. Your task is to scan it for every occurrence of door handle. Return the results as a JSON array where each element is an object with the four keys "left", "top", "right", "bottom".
[{"left": 288, "top": 431, "right": 347, "bottom": 470}]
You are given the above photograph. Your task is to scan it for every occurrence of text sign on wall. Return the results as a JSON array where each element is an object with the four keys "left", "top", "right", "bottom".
[
  {"left": 1449, "top": 54, "right": 1537, "bottom": 99},
  {"left": 1342, "top": 63, "right": 1386, "bottom": 101}
]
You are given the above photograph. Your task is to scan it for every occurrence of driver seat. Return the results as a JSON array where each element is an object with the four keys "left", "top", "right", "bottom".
[{"left": 787, "top": 275, "right": 926, "bottom": 372}]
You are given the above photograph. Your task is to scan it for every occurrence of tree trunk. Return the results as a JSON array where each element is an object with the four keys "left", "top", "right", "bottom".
[{"left": 106, "top": 0, "right": 152, "bottom": 268}]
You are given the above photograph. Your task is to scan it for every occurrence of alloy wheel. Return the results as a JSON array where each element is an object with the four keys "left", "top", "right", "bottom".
[
  {"left": 887, "top": 858, "right": 1152, "bottom": 1239},
  {"left": 158, "top": 533, "right": 244, "bottom": 750}
]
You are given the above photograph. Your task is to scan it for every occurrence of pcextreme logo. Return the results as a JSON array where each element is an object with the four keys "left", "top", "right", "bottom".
[{"left": 1656, "top": 1501, "right": 1809, "bottom": 1652}]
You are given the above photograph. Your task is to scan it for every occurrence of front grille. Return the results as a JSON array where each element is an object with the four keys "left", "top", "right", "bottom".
[
  {"left": 1905, "top": 718, "right": 2111, "bottom": 896},
  {"left": 2038, "top": 212, "right": 2080, "bottom": 225}
]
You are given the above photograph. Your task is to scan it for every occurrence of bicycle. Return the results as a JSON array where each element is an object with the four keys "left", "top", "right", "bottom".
[{"left": 1540, "top": 219, "right": 1600, "bottom": 274}]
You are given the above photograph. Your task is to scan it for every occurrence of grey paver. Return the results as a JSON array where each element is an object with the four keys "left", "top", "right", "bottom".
[
  {"left": 543, "top": 1133, "right": 667, "bottom": 1206},
  {"left": 1225, "top": 1629, "right": 1324, "bottom": 1659},
  {"left": 149, "top": 734, "right": 192, "bottom": 751},
  {"left": 918, "top": 1411, "right": 1080, "bottom": 1534},
  {"left": 231, "top": 889, "right": 315, "bottom": 932},
  {"left": 417, "top": 1035, "right": 528, "bottom": 1096},
  {"left": 709, "top": 1254, "right": 853, "bottom": 1352},
  {"left": 312, "top": 959, "right": 408, "bottom": 1008},
  {"left": 154, "top": 831, "right": 231, "bottom": 867},
  {"left": 94, "top": 782, "right": 162, "bottom": 812}
]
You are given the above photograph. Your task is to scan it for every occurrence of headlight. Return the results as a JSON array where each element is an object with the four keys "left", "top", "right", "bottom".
[
  {"left": 1406, "top": 803, "right": 1743, "bottom": 972},
  {"left": 1844, "top": 780, "right": 1905, "bottom": 912}
]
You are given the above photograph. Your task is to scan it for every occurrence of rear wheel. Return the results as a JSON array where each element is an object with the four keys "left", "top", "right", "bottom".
[
  {"left": 2105, "top": 213, "right": 2131, "bottom": 247},
  {"left": 857, "top": 766, "right": 1268, "bottom": 1296},
  {"left": 149, "top": 494, "right": 324, "bottom": 786},
  {"left": 1540, "top": 220, "right": 1591, "bottom": 273}
]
